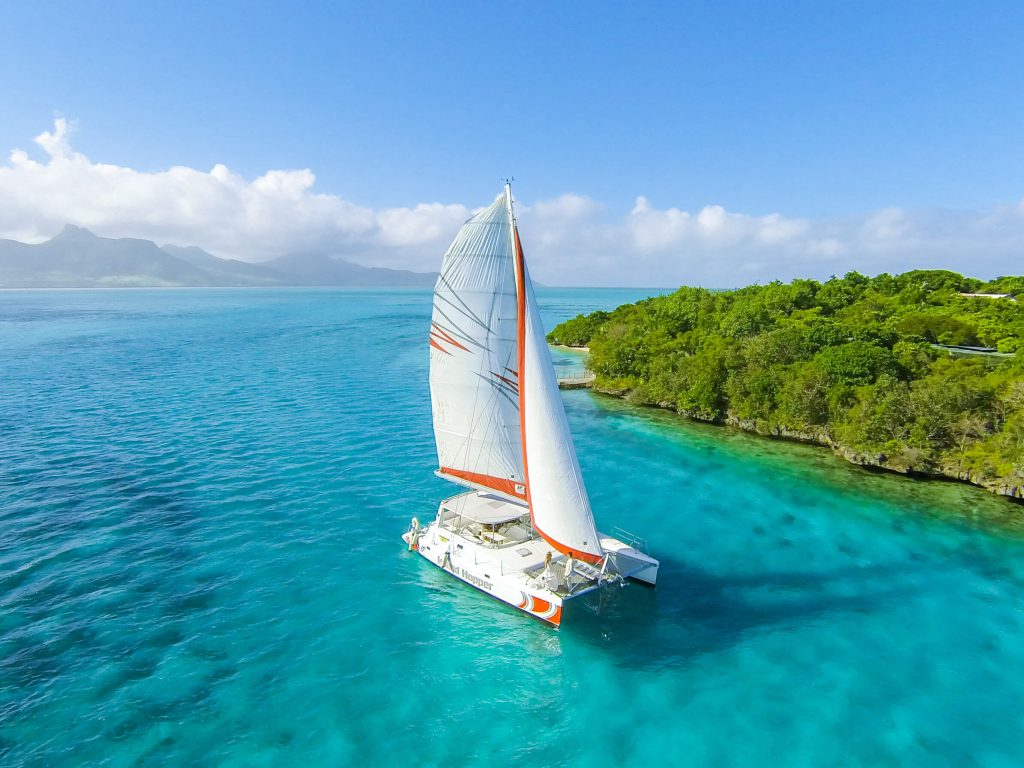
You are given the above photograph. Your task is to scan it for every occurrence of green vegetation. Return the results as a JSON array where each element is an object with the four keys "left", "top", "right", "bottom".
[
  {"left": 547, "top": 310, "right": 609, "bottom": 347},
  {"left": 548, "top": 270, "right": 1024, "bottom": 499}
]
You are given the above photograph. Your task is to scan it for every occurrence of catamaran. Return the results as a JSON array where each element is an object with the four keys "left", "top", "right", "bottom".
[{"left": 402, "top": 184, "right": 658, "bottom": 627}]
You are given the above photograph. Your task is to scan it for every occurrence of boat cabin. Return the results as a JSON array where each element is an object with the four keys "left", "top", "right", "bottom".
[
  {"left": 433, "top": 491, "right": 619, "bottom": 598},
  {"left": 437, "top": 491, "right": 534, "bottom": 548}
]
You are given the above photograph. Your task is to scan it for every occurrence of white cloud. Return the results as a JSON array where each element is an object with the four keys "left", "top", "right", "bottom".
[
  {"left": 2, "top": 119, "right": 1023, "bottom": 286},
  {"left": 529, "top": 193, "right": 602, "bottom": 220},
  {"left": 376, "top": 203, "right": 472, "bottom": 247},
  {"left": 862, "top": 207, "right": 913, "bottom": 245},
  {"left": 32, "top": 117, "right": 77, "bottom": 160},
  {"left": 624, "top": 198, "right": 811, "bottom": 252},
  {"left": 0, "top": 119, "right": 450, "bottom": 268},
  {"left": 518, "top": 193, "right": 606, "bottom": 253}
]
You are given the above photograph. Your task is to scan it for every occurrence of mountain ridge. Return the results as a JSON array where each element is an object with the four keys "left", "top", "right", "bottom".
[{"left": 0, "top": 226, "right": 437, "bottom": 288}]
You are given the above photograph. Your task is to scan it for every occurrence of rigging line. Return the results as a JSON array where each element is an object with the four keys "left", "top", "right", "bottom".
[
  {"left": 432, "top": 295, "right": 507, "bottom": 348},
  {"left": 480, "top": 360, "right": 518, "bottom": 475},
  {"left": 475, "top": 373, "right": 518, "bottom": 409},
  {"left": 435, "top": 273, "right": 494, "bottom": 333},
  {"left": 431, "top": 303, "right": 489, "bottom": 350},
  {"left": 484, "top": 311, "right": 521, "bottom": 477},
  {"left": 448, "top": 298, "right": 500, "bottom": 478}
]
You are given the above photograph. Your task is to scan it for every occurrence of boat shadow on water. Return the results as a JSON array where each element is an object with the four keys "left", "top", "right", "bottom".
[
  {"left": 560, "top": 553, "right": 915, "bottom": 670},
  {"left": 404, "top": 545, "right": 915, "bottom": 670}
]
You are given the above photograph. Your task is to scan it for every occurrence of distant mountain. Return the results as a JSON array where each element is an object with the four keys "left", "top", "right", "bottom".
[
  {"left": 0, "top": 226, "right": 437, "bottom": 288},
  {"left": 0, "top": 225, "right": 217, "bottom": 288},
  {"left": 160, "top": 244, "right": 287, "bottom": 285},
  {"left": 263, "top": 252, "right": 436, "bottom": 287}
]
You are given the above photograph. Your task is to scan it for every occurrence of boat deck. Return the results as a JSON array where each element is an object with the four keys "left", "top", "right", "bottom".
[
  {"left": 446, "top": 524, "right": 552, "bottom": 574},
  {"left": 439, "top": 522, "right": 622, "bottom": 599},
  {"left": 433, "top": 491, "right": 656, "bottom": 597}
]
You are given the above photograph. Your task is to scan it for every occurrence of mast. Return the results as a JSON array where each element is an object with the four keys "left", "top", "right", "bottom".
[{"left": 509, "top": 179, "right": 535, "bottom": 519}]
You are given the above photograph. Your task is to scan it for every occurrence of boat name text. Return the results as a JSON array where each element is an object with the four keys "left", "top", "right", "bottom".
[{"left": 458, "top": 568, "right": 492, "bottom": 591}]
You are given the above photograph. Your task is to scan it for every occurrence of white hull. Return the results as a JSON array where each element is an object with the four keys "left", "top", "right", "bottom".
[
  {"left": 403, "top": 493, "right": 659, "bottom": 627},
  {"left": 407, "top": 514, "right": 566, "bottom": 625},
  {"left": 601, "top": 535, "right": 659, "bottom": 586}
]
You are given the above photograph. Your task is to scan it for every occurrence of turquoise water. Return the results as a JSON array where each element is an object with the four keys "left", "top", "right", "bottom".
[{"left": 2, "top": 288, "right": 1023, "bottom": 767}]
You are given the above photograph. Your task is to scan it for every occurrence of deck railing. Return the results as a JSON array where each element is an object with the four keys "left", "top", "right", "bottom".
[
  {"left": 611, "top": 526, "right": 648, "bottom": 554},
  {"left": 556, "top": 367, "right": 594, "bottom": 381}
]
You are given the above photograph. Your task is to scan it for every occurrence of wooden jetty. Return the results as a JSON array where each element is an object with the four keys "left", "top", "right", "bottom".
[{"left": 556, "top": 367, "right": 596, "bottom": 389}]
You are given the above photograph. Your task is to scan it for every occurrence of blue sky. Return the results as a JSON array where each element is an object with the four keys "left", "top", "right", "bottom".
[{"left": 2, "top": 1, "right": 1024, "bottom": 285}]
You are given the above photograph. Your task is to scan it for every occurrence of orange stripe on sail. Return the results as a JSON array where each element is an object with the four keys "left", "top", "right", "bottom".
[
  {"left": 430, "top": 323, "right": 470, "bottom": 353},
  {"left": 439, "top": 467, "right": 527, "bottom": 500},
  {"left": 492, "top": 372, "right": 519, "bottom": 390},
  {"left": 429, "top": 338, "right": 451, "bottom": 355},
  {"left": 515, "top": 222, "right": 531, "bottom": 517}
]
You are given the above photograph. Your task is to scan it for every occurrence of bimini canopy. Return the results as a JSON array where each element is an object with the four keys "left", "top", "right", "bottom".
[{"left": 443, "top": 492, "right": 529, "bottom": 525}]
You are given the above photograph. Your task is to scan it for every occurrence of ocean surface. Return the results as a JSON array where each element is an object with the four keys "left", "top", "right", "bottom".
[{"left": 2, "top": 287, "right": 1023, "bottom": 767}]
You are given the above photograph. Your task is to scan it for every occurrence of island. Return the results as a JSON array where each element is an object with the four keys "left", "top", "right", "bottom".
[{"left": 548, "top": 270, "right": 1024, "bottom": 501}]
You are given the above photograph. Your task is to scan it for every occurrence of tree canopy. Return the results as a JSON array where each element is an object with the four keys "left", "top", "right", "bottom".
[{"left": 548, "top": 270, "right": 1024, "bottom": 497}]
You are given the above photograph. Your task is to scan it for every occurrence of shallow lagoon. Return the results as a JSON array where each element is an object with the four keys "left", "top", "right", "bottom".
[{"left": 1, "top": 288, "right": 1022, "bottom": 766}]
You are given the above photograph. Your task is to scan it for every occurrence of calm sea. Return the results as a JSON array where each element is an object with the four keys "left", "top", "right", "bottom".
[{"left": 2, "top": 288, "right": 1023, "bottom": 767}]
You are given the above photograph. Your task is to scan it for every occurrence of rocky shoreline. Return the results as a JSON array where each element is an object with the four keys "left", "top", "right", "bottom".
[{"left": 588, "top": 381, "right": 1024, "bottom": 504}]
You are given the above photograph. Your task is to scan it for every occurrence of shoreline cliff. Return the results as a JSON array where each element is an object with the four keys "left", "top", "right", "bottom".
[{"left": 588, "top": 379, "right": 1023, "bottom": 502}]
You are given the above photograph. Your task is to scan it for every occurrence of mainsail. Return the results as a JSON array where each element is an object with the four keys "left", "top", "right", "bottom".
[
  {"left": 429, "top": 185, "right": 604, "bottom": 563},
  {"left": 429, "top": 194, "right": 526, "bottom": 499}
]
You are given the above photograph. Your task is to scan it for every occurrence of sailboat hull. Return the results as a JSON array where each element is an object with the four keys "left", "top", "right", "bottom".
[
  {"left": 600, "top": 536, "right": 659, "bottom": 586},
  {"left": 402, "top": 493, "right": 661, "bottom": 627},
  {"left": 406, "top": 519, "right": 565, "bottom": 626}
]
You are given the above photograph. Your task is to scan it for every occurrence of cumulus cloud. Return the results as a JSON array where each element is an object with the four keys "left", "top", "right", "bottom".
[
  {"left": 517, "top": 193, "right": 606, "bottom": 252},
  {"left": 2, "top": 119, "right": 1024, "bottom": 286},
  {"left": 626, "top": 197, "right": 812, "bottom": 251},
  {"left": 529, "top": 193, "right": 602, "bottom": 220},
  {"left": 525, "top": 192, "right": 1024, "bottom": 286},
  {"left": 0, "top": 119, "right": 460, "bottom": 269},
  {"left": 375, "top": 203, "right": 472, "bottom": 247}
]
